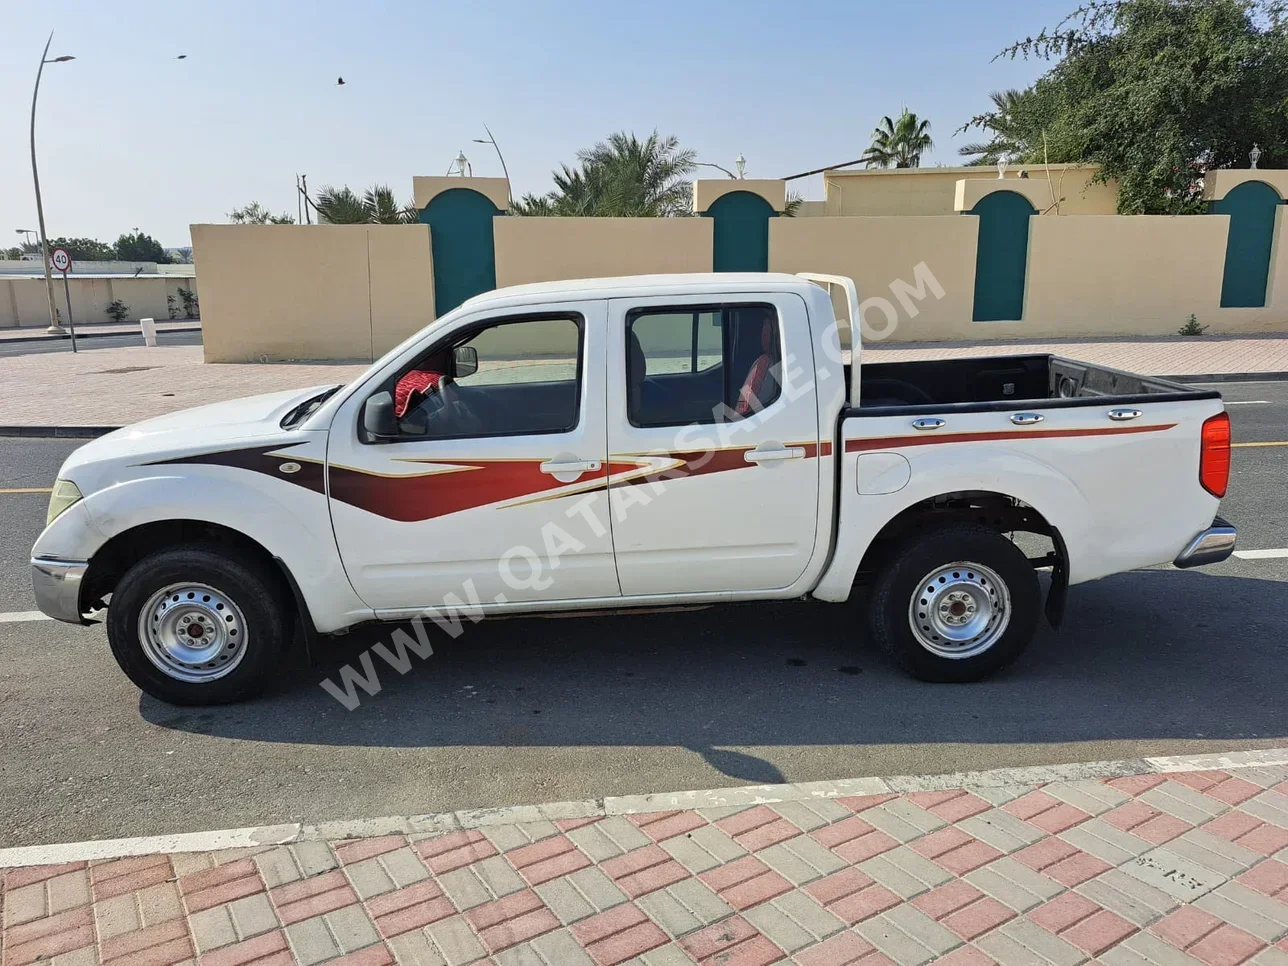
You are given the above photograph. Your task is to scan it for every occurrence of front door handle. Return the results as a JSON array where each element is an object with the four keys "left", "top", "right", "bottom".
[
  {"left": 744, "top": 447, "right": 806, "bottom": 463},
  {"left": 1010, "top": 412, "right": 1045, "bottom": 426},
  {"left": 540, "top": 459, "right": 601, "bottom": 475}
]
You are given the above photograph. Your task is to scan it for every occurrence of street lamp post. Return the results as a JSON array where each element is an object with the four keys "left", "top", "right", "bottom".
[
  {"left": 30, "top": 31, "right": 74, "bottom": 334},
  {"left": 472, "top": 124, "right": 513, "bottom": 207},
  {"left": 15, "top": 229, "right": 38, "bottom": 249}
]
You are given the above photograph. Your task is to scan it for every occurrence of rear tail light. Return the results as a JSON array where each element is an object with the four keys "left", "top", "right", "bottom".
[{"left": 1200, "top": 412, "right": 1231, "bottom": 498}]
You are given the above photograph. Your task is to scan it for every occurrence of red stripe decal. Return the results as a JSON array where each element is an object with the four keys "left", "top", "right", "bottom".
[{"left": 844, "top": 423, "right": 1176, "bottom": 453}]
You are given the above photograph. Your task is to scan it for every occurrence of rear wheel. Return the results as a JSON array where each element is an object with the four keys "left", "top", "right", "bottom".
[
  {"left": 106, "top": 546, "right": 289, "bottom": 705},
  {"left": 869, "top": 524, "right": 1040, "bottom": 682}
]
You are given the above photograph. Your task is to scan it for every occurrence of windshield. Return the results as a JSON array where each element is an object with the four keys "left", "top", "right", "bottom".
[{"left": 279, "top": 385, "right": 342, "bottom": 429}]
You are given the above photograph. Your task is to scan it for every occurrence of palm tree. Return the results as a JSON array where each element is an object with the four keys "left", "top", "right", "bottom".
[
  {"left": 512, "top": 131, "right": 696, "bottom": 216},
  {"left": 862, "top": 110, "right": 934, "bottom": 168},
  {"left": 957, "top": 90, "right": 1028, "bottom": 166},
  {"left": 314, "top": 184, "right": 417, "bottom": 224}
]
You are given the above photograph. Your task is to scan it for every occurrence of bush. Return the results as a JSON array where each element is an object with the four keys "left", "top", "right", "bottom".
[
  {"left": 1178, "top": 314, "right": 1208, "bottom": 336},
  {"left": 166, "top": 294, "right": 178, "bottom": 320},
  {"left": 106, "top": 299, "right": 131, "bottom": 323},
  {"left": 178, "top": 288, "right": 199, "bottom": 319}
]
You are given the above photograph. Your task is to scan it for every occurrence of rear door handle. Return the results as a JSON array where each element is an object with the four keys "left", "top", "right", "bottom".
[
  {"left": 1010, "top": 412, "right": 1045, "bottom": 426},
  {"left": 744, "top": 447, "right": 806, "bottom": 463},
  {"left": 911, "top": 418, "right": 945, "bottom": 431},
  {"left": 1107, "top": 408, "right": 1143, "bottom": 421},
  {"left": 540, "top": 459, "right": 601, "bottom": 475}
]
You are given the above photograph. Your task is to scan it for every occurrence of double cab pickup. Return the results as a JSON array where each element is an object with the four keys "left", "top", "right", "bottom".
[{"left": 32, "top": 273, "right": 1236, "bottom": 704}]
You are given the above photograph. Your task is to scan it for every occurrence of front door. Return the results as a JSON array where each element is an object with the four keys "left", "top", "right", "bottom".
[
  {"left": 605, "top": 294, "right": 821, "bottom": 597},
  {"left": 327, "top": 302, "right": 620, "bottom": 611}
]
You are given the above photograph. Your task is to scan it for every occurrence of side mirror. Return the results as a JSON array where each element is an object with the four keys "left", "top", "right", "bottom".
[
  {"left": 362, "top": 391, "right": 400, "bottom": 441},
  {"left": 453, "top": 345, "right": 478, "bottom": 378}
]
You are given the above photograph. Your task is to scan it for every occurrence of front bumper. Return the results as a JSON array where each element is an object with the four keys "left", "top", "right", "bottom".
[
  {"left": 30, "top": 556, "right": 89, "bottom": 624},
  {"left": 1173, "top": 516, "right": 1237, "bottom": 569}
]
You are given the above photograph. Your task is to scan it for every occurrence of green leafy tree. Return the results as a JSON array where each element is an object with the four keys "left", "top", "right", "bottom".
[
  {"left": 862, "top": 110, "right": 935, "bottom": 168},
  {"left": 45, "top": 237, "right": 117, "bottom": 261},
  {"left": 228, "top": 201, "right": 295, "bottom": 225},
  {"left": 313, "top": 185, "right": 417, "bottom": 224},
  {"left": 513, "top": 131, "right": 697, "bottom": 216},
  {"left": 115, "top": 231, "right": 171, "bottom": 263},
  {"left": 964, "top": 0, "right": 1288, "bottom": 213}
]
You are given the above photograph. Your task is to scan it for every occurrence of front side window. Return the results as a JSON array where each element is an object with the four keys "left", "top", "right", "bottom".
[
  {"left": 626, "top": 304, "right": 781, "bottom": 427},
  {"left": 394, "top": 315, "right": 581, "bottom": 439}
]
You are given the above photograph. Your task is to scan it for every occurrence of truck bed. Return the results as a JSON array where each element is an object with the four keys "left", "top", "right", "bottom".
[{"left": 848, "top": 354, "right": 1220, "bottom": 413}]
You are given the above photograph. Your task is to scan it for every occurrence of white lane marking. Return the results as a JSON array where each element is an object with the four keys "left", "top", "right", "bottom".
[
  {"left": 0, "top": 611, "right": 51, "bottom": 623},
  {"left": 1233, "top": 548, "right": 1288, "bottom": 560},
  {"left": 1225, "top": 400, "right": 1271, "bottom": 405},
  {"left": 4, "top": 746, "right": 1288, "bottom": 867}
]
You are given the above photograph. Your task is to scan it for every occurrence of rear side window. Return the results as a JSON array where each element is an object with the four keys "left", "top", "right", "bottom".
[{"left": 626, "top": 304, "right": 781, "bottom": 427}]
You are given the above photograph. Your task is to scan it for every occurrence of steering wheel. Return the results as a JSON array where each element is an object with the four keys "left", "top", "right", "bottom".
[{"left": 401, "top": 378, "right": 484, "bottom": 436}]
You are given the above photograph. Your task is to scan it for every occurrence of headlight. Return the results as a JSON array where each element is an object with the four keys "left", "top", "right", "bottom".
[{"left": 46, "top": 479, "right": 83, "bottom": 526}]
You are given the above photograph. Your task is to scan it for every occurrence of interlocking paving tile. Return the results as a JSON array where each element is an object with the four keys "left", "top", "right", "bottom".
[
  {"left": 742, "top": 890, "right": 845, "bottom": 953},
  {"left": 1238, "top": 857, "right": 1288, "bottom": 898},
  {"left": 676, "top": 914, "right": 781, "bottom": 965},
  {"left": 91, "top": 856, "right": 175, "bottom": 902},
  {"left": 1195, "top": 880, "right": 1288, "bottom": 943},
  {"left": 412, "top": 830, "right": 498, "bottom": 876},
  {"left": 464, "top": 888, "right": 561, "bottom": 954},
  {"left": 436, "top": 854, "right": 527, "bottom": 911},
  {"left": 770, "top": 798, "right": 853, "bottom": 830},
  {"left": 976, "top": 916, "right": 1086, "bottom": 966},
  {"left": 1074, "top": 867, "right": 1179, "bottom": 927},
  {"left": 958, "top": 809, "right": 1047, "bottom": 854},
  {"left": 534, "top": 866, "right": 629, "bottom": 926},
  {"left": 493, "top": 926, "right": 595, "bottom": 966},
  {"left": 697, "top": 855, "right": 791, "bottom": 911},
  {"left": 1168, "top": 828, "right": 1264, "bottom": 878},
  {"left": 1043, "top": 780, "right": 1131, "bottom": 817},
  {"left": 792, "top": 929, "right": 879, "bottom": 966},
  {"left": 636, "top": 878, "right": 732, "bottom": 939},
  {"left": 964, "top": 857, "right": 1064, "bottom": 913},
  {"left": 270, "top": 869, "right": 360, "bottom": 926},
  {"left": 345, "top": 848, "right": 432, "bottom": 901},
  {"left": 255, "top": 843, "right": 338, "bottom": 889},
  {"left": 1107, "top": 929, "right": 1216, "bottom": 966},
  {"left": 484, "top": 820, "right": 561, "bottom": 854},
  {"left": 627, "top": 810, "right": 708, "bottom": 843},
  {"left": 386, "top": 914, "right": 487, "bottom": 966},
  {"left": 1059, "top": 818, "right": 1153, "bottom": 866},
  {"left": 858, "top": 846, "right": 953, "bottom": 900},
  {"left": 567, "top": 817, "right": 653, "bottom": 863},
  {"left": 285, "top": 904, "right": 381, "bottom": 966},
  {"left": 336, "top": 836, "right": 408, "bottom": 866},
  {"left": 189, "top": 892, "right": 280, "bottom": 952},
  {"left": 756, "top": 834, "right": 848, "bottom": 885},
  {"left": 861, "top": 799, "right": 947, "bottom": 843},
  {"left": 506, "top": 833, "right": 593, "bottom": 887},
  {"left": 856, "top": 904, "right": 961, "bottom": 966},
  {"left": 571, "top": 903, "right": 670, "bottom": 965},
  {"left": 1122, "top": 848, "right": 1228, "bottom": 902},
  {"left": 1139, "top": 782, "right": 1229, "bottom": 826}
]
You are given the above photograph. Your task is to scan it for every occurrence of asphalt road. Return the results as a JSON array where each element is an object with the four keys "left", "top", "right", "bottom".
[
  {"left": 1, "top": 382, "right": 1285, "bottom": 848},
  {"left": 0, "top": 328, "right": 201, "bottom": 358}
]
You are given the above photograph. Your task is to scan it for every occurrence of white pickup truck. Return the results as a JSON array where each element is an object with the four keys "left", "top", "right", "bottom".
[{"left": 32, "top": 273, "right": 1236, "bottom": 705}]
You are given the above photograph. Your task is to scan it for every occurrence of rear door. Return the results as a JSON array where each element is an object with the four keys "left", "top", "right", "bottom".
[
  {"left": 327, "top": 301, "right": 620, "bottom": 611},
  {"left": 605, "top": 293, "right": 821, "bottom": 596}
]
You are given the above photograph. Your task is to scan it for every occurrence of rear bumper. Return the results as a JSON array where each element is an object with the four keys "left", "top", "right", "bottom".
[
  {"left": 30, "top": 556, "right": 89, "bottom": 624},
  {"left": 1173, "top": 516, "right": 1237, "bottom": 569}
]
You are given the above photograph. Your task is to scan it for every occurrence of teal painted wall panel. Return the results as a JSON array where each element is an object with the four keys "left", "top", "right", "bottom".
[
  {"left": 703, "top": 191, "right": 777, "bottom": 272},
  {"left": 1209, "top": 180, "right": 1283, "bottom": 308},
  {"left": 419, "top": 188, "right": 503, "bottom": 314},
  {"left": 970, "top": 191, "right": 1035, "bottom": 322}
]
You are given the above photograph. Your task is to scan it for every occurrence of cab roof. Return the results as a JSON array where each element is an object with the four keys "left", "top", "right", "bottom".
[{"left": 459, "top": 273, "right": 819, "bottom": 309}]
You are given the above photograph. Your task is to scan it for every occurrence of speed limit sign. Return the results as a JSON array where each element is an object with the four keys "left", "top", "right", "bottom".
[{"left": 50, "top": 248, "right": 72, "bottom": 273}]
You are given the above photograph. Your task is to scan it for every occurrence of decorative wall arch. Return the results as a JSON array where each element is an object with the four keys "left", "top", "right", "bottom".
[
  {"left": 419, "top": 187, "right": 504, "bottom": 313},
  {"left": 1208, "top": 179, "right": 1284, "bottom": 308},
  {"left": 703, "top": 190, "right": 778, "bottom": 273},
  {"left": 969, "top": 190, "right": 1036, "bottom": 322}
]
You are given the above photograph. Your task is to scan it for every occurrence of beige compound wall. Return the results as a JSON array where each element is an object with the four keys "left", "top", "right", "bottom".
[
  {"left": 494, "top": 217, "right": 713, "bottom": 287},
  {"left": 192, "top": 224, "right": 434, "bottom": 362},
  {"left": 769, "top": 216, "right": 980, "bottom": 343},
  {"left": 0, "top": 276, "right": 198, "bottom": 329},
  {"left": 822, "top": 165, "right": 1119, "bottom": 217}
]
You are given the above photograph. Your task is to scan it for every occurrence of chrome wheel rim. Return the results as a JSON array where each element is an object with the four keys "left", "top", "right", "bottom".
[
  {"left": 908, "top": 561, "right": 1010, "bottom": 659},
  {"left": 137, "top": 583, "right": 248, "bottom": 683}
]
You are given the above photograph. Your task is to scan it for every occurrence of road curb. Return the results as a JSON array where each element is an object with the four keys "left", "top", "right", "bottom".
[
  {"left": 0, "top": 325, "right": 200, "bottom": 346},
  {"left": 2, "top": 745, "right": 1284, "bottom": 867},
  {"left": 0, "top": 425, "right": 117, "bottom": 438}
]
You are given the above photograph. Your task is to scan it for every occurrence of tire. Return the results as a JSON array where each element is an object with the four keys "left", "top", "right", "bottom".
[
  {"left": 869, "top": 524, "right": 1040, "bottom": 682},
  {"left": 106, "top": 545, "right": 290, "bottom": 705}
]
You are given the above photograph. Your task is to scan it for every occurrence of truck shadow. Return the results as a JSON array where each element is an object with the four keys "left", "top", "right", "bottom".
[{"left": 142, "top": 568, "right": 1288, "bottom": 784}]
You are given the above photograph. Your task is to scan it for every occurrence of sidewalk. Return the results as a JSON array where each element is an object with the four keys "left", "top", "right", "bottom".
[
  {"left": 3, "top": 752, "right": 1286, "bottom": 966},
  {"left": 2, "top": 336, "right": 1288, "bottom": 432},
  {"left": 0, "top": 321, "right": 200, "bottom": 344}
]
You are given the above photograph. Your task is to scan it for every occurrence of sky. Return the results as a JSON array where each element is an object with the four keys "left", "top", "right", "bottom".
[{"left": 1, "top": 0, "right": 1076, "bottom": 248}]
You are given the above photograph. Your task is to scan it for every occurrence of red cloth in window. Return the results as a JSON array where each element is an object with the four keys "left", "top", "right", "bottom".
[
  {"left": 394, "top": 370, "right": 445, "bottom": 418},
  {"left": 735, "top": 319, "right": 777, "bottom": 416}
]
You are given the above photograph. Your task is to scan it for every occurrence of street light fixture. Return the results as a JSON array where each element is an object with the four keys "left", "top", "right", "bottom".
[
  {"left": 735, "top": 154, "right": 746, "bottom": 179},
  {"left": 30, "top": 31, "right": 75, "bottom": 334},
  {"left": 447, "top": 151, "right": 472, "bottom": 177},
  {"left": 472, "top": 123, "right": 513, "bottom": 206},
  {"left": 15, "top": 229, "right": 38, "bottom": 248}
]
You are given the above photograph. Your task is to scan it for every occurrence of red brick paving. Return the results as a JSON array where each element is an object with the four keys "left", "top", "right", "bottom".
[{"left": 3, "top": 763, "right": 1287, "bottom": 966}]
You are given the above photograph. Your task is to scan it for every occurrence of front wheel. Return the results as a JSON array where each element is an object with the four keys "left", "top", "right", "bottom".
[
  {"left": 869, "top": 524, "right": 1040, "bottom": 682},
  {"left": 106, "top": 546, "right": 289, "bottom": 705}
]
